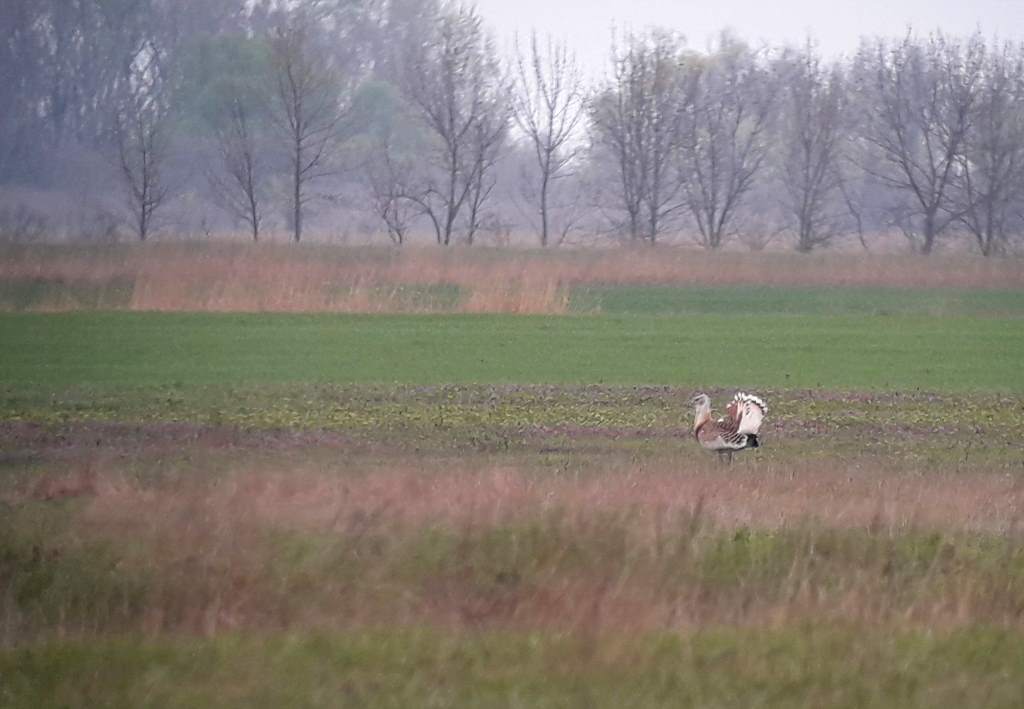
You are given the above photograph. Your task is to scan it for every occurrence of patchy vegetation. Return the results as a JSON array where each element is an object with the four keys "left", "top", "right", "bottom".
[
  {"left": 3, "top": 457, "right": 1024, "bottom": 705},
  {"left": 5, "top": 627, "right": 1024, "bottom": 708},
  {"left": 2, "top": 245, "right": 1023, "bottom": 314},
  {"left": 2, "top": 386, "right": 1022, "bottom": 471},
  {"left": 2, "top": 265, "right": 1023, "bottom": 705},
  {"left": 4, "top": 453, "right": 1024, "bottom": 635}
]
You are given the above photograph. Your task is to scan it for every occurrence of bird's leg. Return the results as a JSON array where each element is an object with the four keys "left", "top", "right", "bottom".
[{"left": 726, "top": 451, "right": 734, "bottom": 465}]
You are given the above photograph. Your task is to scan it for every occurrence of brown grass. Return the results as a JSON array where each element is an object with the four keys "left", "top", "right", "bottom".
[
  {"left": 2, "top": 243, "right": 1021, "bottom": 313},
  {"left": 80, "top": 460, "right": 1024, "bottom": 538},
  {"left": 5, "top": 459, "right": 1023, "bottom": 641}
]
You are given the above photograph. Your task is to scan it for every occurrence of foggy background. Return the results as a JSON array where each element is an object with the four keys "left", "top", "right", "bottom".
[
  {"left": 476, "top": 0, "right": 1024, "bottom": 77},
  {"left": 2, "top": 0, "right": 1024, "bottom": 255}
]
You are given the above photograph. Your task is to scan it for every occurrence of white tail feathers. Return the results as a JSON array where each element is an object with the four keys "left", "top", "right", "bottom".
[{"left": 733, "top": 392, "right": 767, "bottom": 435}]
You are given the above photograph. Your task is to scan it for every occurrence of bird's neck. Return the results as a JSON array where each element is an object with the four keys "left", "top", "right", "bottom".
[{"left": 693, "top": 404, "right": 711, "bottom": 434}]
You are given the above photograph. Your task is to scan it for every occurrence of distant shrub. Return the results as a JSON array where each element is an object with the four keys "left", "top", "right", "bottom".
[{"left": 0, "top": 205, "right": 48, "bottom": 243}]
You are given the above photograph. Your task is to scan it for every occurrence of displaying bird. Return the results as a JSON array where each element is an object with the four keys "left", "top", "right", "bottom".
[{"left": 690, "top": 391, "right": 768, "bottom": 463}]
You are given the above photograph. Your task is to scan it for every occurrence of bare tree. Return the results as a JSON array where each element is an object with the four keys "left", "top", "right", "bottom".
[
  {"left": 952, "top": 41, "right": 1024, "bottom": 256},
  {"left": 401, "top": 3, "right": 508, "bottom": 246},
  {"left": 511, "top": 32, "right": 585, "bottom": 246},
  {"left": 114, "top": 38, "right": 173, "bottom": 241},
  {"left": 269, "top": 8, "right": 346, "bottom": 243},
  {"left": 208, "top": 98, "right": 265, "bottom": 241},
  {"left": 776, "top": 41, "right": 847, "bottom": 252},
  {"left": 349, "top": 78, "right": 423, "bottom": 245},
  {"left": 365, "top": 132, "right": 419, "bottom": 244},
  {"left": 0, "top": 0, "right": 47, "bottom": 182},
  {"left": 464, "top": 104, "right": 509, "bottom": 245},
  {"left": 678, "top": 35, "right": 775, "bottom": 249},
  {"left": 853, "top": 33, "right": 984, "bottom": 254},
  {"left": 835, "top": 164, "right": 873, "bottom": 252},
  {"left": 591, "top": 30, "right": 687, "bottom": 243}
]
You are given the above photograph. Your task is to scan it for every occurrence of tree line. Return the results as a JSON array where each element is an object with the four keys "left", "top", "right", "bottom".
[{"left": 2, "top": 0, "right": 1024, "bottom": 255}]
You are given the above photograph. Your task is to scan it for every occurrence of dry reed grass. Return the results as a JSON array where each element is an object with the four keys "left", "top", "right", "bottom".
[
  {"left": 80, "top": 460, "right": 1024, "bottom": 538},
  {"left": 2, "top": 244, "right": 1021, "bottom": 313},
  {"left": 6, "top": 459, "right": 1022, "bottom": 640}
]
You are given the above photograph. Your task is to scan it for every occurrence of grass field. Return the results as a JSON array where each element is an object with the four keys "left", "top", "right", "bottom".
[
  {"left": 573, "top": 284, "right": 1024, "bottom": 317},
  {"left": 2, "top": 246, "right": 1024, "bottom": 707},
  {"left": 6, "top": 628, "right": 1024, "bottom": 708},
  {"left": 2, "top": 308, "right": 1022, "bottom": 392}
]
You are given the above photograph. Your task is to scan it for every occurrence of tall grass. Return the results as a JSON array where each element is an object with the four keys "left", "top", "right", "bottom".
[
  {"left": 6, "top": 626, "right": 1024, "bottom": 708},
  {"left": 1, "top": 243, "right": 1021, "bottom": 312},
  {"left": 4, "top": 462, "right": 1024, "bottom": 643}
]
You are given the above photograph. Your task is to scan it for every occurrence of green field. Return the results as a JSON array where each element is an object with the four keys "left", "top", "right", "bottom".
[
  {"left": 5, "top": 628, "right": 1024, "bottom": 708},
  {"left": 573, "top": 284, "right": 1024, "bottom": 317},
  {"left": 2, "top": 308, "right": 1021, "bottom": 392},
  {"left": 3, "top": 274, "right": 1024, "bottom": 707}
]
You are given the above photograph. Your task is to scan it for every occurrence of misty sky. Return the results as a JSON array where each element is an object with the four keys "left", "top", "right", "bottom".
[{"left": 474, "top": 0, "right": 1024, "bottom": 75}]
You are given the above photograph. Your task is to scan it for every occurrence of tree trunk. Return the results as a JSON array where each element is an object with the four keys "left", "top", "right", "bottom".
[
  {"left": 709, "top": 224, "right": 723, "bottom": 250},
  {"left": 293, "top": 156, "right": 302, "bottom": 243},
  {"left": 139, "top": 145, "right": 149, "bottom": 241},
  {"left": 138, "top": 192, "right": 147, "bottom": 241},
  {"left": 443, "top": 208, "right": 455, "bottom": 246},
  {"left": 539, "top": 170, "right": 549, "bottom": 247},
  {"left": 921, "top": 211, "right": 936, "bottom": 255},
  {"left": 443, "top": 145, "right": 458, "bottom": 246},
  {"left": 797, "top": 215, "right": 813, "bottom": 252},
  {"left": 646, "top": 202, "right": 658, "bottom": 244},
  {"left": 248, "top": 186, "right": 260, "bottom": 242},
  {"left": 628, "top": 209, "right": 641, "bottom": 241}
]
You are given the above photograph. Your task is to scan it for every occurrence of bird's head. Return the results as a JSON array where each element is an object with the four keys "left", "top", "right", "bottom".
[{"left": 690, "top": 393, "right": 711, "bottom": 430}]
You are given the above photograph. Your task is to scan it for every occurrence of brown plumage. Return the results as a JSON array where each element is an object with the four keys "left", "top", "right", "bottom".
[{"left": 691, "top": 392, "right": 768, "bottom": 463}]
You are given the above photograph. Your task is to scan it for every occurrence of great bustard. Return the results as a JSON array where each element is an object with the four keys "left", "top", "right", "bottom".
[{"left": 691, "top": 392, "right": 768, "bottom": 463}]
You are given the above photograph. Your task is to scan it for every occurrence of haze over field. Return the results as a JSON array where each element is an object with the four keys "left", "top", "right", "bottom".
[
  {"left": 476, "top": 0, "right": 1024, "bottom": 76},
  {"left": 3, "top": 2, "right": 1024, "bottom": 705},
  {"left": 4, "top": 0, "right": 1024, "bottom": 254}
]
